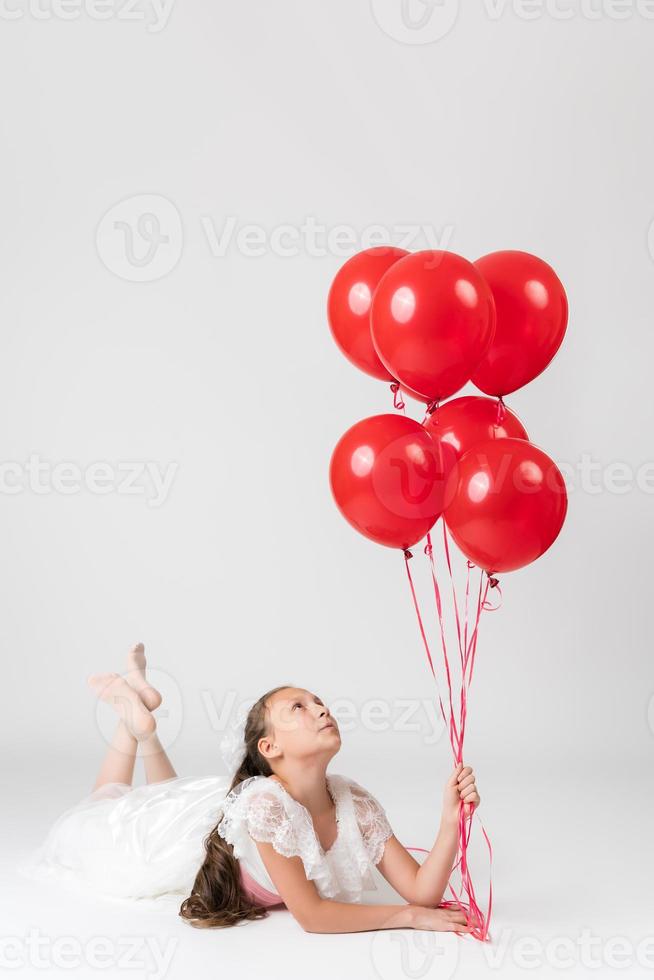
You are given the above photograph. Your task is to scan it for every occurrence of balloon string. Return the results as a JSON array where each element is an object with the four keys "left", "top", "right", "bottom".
[
  {"left": 390, "top": 382, "right": 406, "bottom": 413},
  {"left": 463, "top": 557, "right": 475, "bottom": 668},
  {"left": 403, "top": 550, "right": 451, "bottom": 746},
  {"left": 442, "top": 523, "right": 466, "bottom": 670},
  {"left": 421, "top": 399, "right": 440, "bottom": 425},
  {"left": 403, "top": 555, "right": 480, "bottom": 937},
  {"left": 424, "top": 534, "right": 460, "bottom": 759},
  {"left": 483, "top": 577, "right": 503, "bottom": 612},
  {"left": 495, "top": 395, "right": 506, "bottom": 425},
  {"left": 403, "top": 533, "right": 496, "bottom": 942}
]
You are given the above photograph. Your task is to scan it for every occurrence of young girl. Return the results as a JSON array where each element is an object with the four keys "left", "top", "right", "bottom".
[{"left": 22, "top": 643, "right": 481, "bottom": 935}]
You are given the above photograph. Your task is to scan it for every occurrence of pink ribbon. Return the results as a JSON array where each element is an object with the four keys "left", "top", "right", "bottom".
[{"left": 402, "top": 525, "right": 498, "bottom": 942}]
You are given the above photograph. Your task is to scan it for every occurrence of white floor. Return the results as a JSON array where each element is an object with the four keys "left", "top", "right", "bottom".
[{"left": 2, "top": 753, "right": 652, "bottom": 980}]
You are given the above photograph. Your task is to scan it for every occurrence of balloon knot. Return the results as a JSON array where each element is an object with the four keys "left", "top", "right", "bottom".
[
  {"left": 403, "top": 549, "right": 413, "bottom": 560},
  {"left": 488, "top": 576, "right": 499, "bottom": 589},
  {"left": 426, "top": 399, "right": 440, "bottom": 415},
  {"left": 390, "top": 381, "right": 405, "bottom": 410}
]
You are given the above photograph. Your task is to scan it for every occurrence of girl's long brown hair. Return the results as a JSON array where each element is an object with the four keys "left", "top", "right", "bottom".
[{"left": 179, "top": 685, "right": 293, "bottom": 929}]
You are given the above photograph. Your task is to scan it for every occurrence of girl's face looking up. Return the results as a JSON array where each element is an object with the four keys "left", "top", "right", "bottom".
[{"left": 259, "top": 687, "right": 341, "bottom": 767}]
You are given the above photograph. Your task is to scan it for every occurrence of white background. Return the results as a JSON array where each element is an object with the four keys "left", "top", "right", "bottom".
[{"left": 1, "top": 2, "right": 652, "bottom": 978}]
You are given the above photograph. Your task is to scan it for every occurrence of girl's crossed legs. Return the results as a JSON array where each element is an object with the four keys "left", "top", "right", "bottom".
[{"left": 88, "top": 643, "right": 177, "bottom": 791}]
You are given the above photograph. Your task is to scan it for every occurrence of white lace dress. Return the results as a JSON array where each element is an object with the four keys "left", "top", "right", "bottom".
[{"left": 20, "top": 772, "right": 395, "bottom": 907}]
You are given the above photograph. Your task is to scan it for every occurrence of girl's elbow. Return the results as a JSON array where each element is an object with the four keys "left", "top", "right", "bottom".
[
  {"left": 293, "top": 900, "right": 324, "bottom": 933},
  {"left": 412, "top": 887, "right": 445, "bottom": 908}
]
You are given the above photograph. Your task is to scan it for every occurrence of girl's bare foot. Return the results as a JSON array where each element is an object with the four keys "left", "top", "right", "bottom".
[
  {"left": 124, "top": 642, "right": 162, "bottom": 711},
  {"left": 88, "top": 672, "right": 156, "bottom": 741}
]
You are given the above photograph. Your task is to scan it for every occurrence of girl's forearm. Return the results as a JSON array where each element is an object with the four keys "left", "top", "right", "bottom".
[
  {"left": 303, "top": 900, "right": 412, "bottom": 933},
  {"left": 413, "top": 817, "right": 459, "bottom": 907}
]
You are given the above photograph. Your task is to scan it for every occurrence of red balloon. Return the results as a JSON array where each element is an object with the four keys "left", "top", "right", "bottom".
[
  {"left": 370, "top": 250, "right": 496, "bottom": 402},
  {"left": 444, "top": 438, "right": 567, "bottom": 574},
  {"left": 472, "top": 250, "right": 568, "bottom": 396},
  {"left": 330, "top": 414, "right": 447, "bottom": 550},
  {"left": 423, "top": 395, "right": 529, "bottom": 510},
  {"left": 399, "top": 381, "right": 431, "bottom": 405},
  {"left": 425, "top": 395, "right": 529, "bottom": 457},
  {"left": 327, "top": 247, "right": 409, "bottom": 381}
]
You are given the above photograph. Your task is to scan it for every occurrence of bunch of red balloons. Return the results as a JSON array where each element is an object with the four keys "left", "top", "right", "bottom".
[{"left": 328, "top": 248, "right": 569, "bottom": 575}]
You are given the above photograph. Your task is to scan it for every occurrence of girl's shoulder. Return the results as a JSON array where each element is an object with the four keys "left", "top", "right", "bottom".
[
  {"left": 336, "top": 774, "right": 387, "bottom": 807},
  {"left": 338, "top": 776, "right": 395, "bottom": 866},
  {"left": 218, "top": 774, "right": 297, "bottom": 828}
]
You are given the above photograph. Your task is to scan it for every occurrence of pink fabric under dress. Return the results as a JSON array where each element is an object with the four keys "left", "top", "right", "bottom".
[
  {"left": 19, "top": 772, "right": 395, "bottom": 907},
  {"left": 240, "top": 865, "right": 284, "bottom": 907}
]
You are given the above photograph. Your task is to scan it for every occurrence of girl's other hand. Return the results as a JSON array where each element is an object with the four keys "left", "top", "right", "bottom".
[
  {"left": 406, "top": 904, "right": 472, "bottom": 933},
  {"left": 442, "top": 762, "right": 481, "bottom": 824}
]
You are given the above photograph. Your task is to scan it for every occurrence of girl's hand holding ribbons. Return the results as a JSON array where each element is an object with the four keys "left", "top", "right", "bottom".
[{"left": 443, "top": 762, "right": 481, "bottom": 823}]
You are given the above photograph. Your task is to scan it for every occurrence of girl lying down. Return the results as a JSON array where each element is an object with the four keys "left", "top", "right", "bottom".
[{"left": 22, "top": 643, "right": 480, "bottom": 935}]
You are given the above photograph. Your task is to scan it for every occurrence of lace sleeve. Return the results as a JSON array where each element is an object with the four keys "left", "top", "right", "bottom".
[
  {"left": 217, "top": 778, "right": 337, "bottom": 897},
  {"left": 349, "top": 780, "right": 394, "bottom": 866},
  {"left": 244, "top": 791, "right": 299, "bottom": 857}
]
